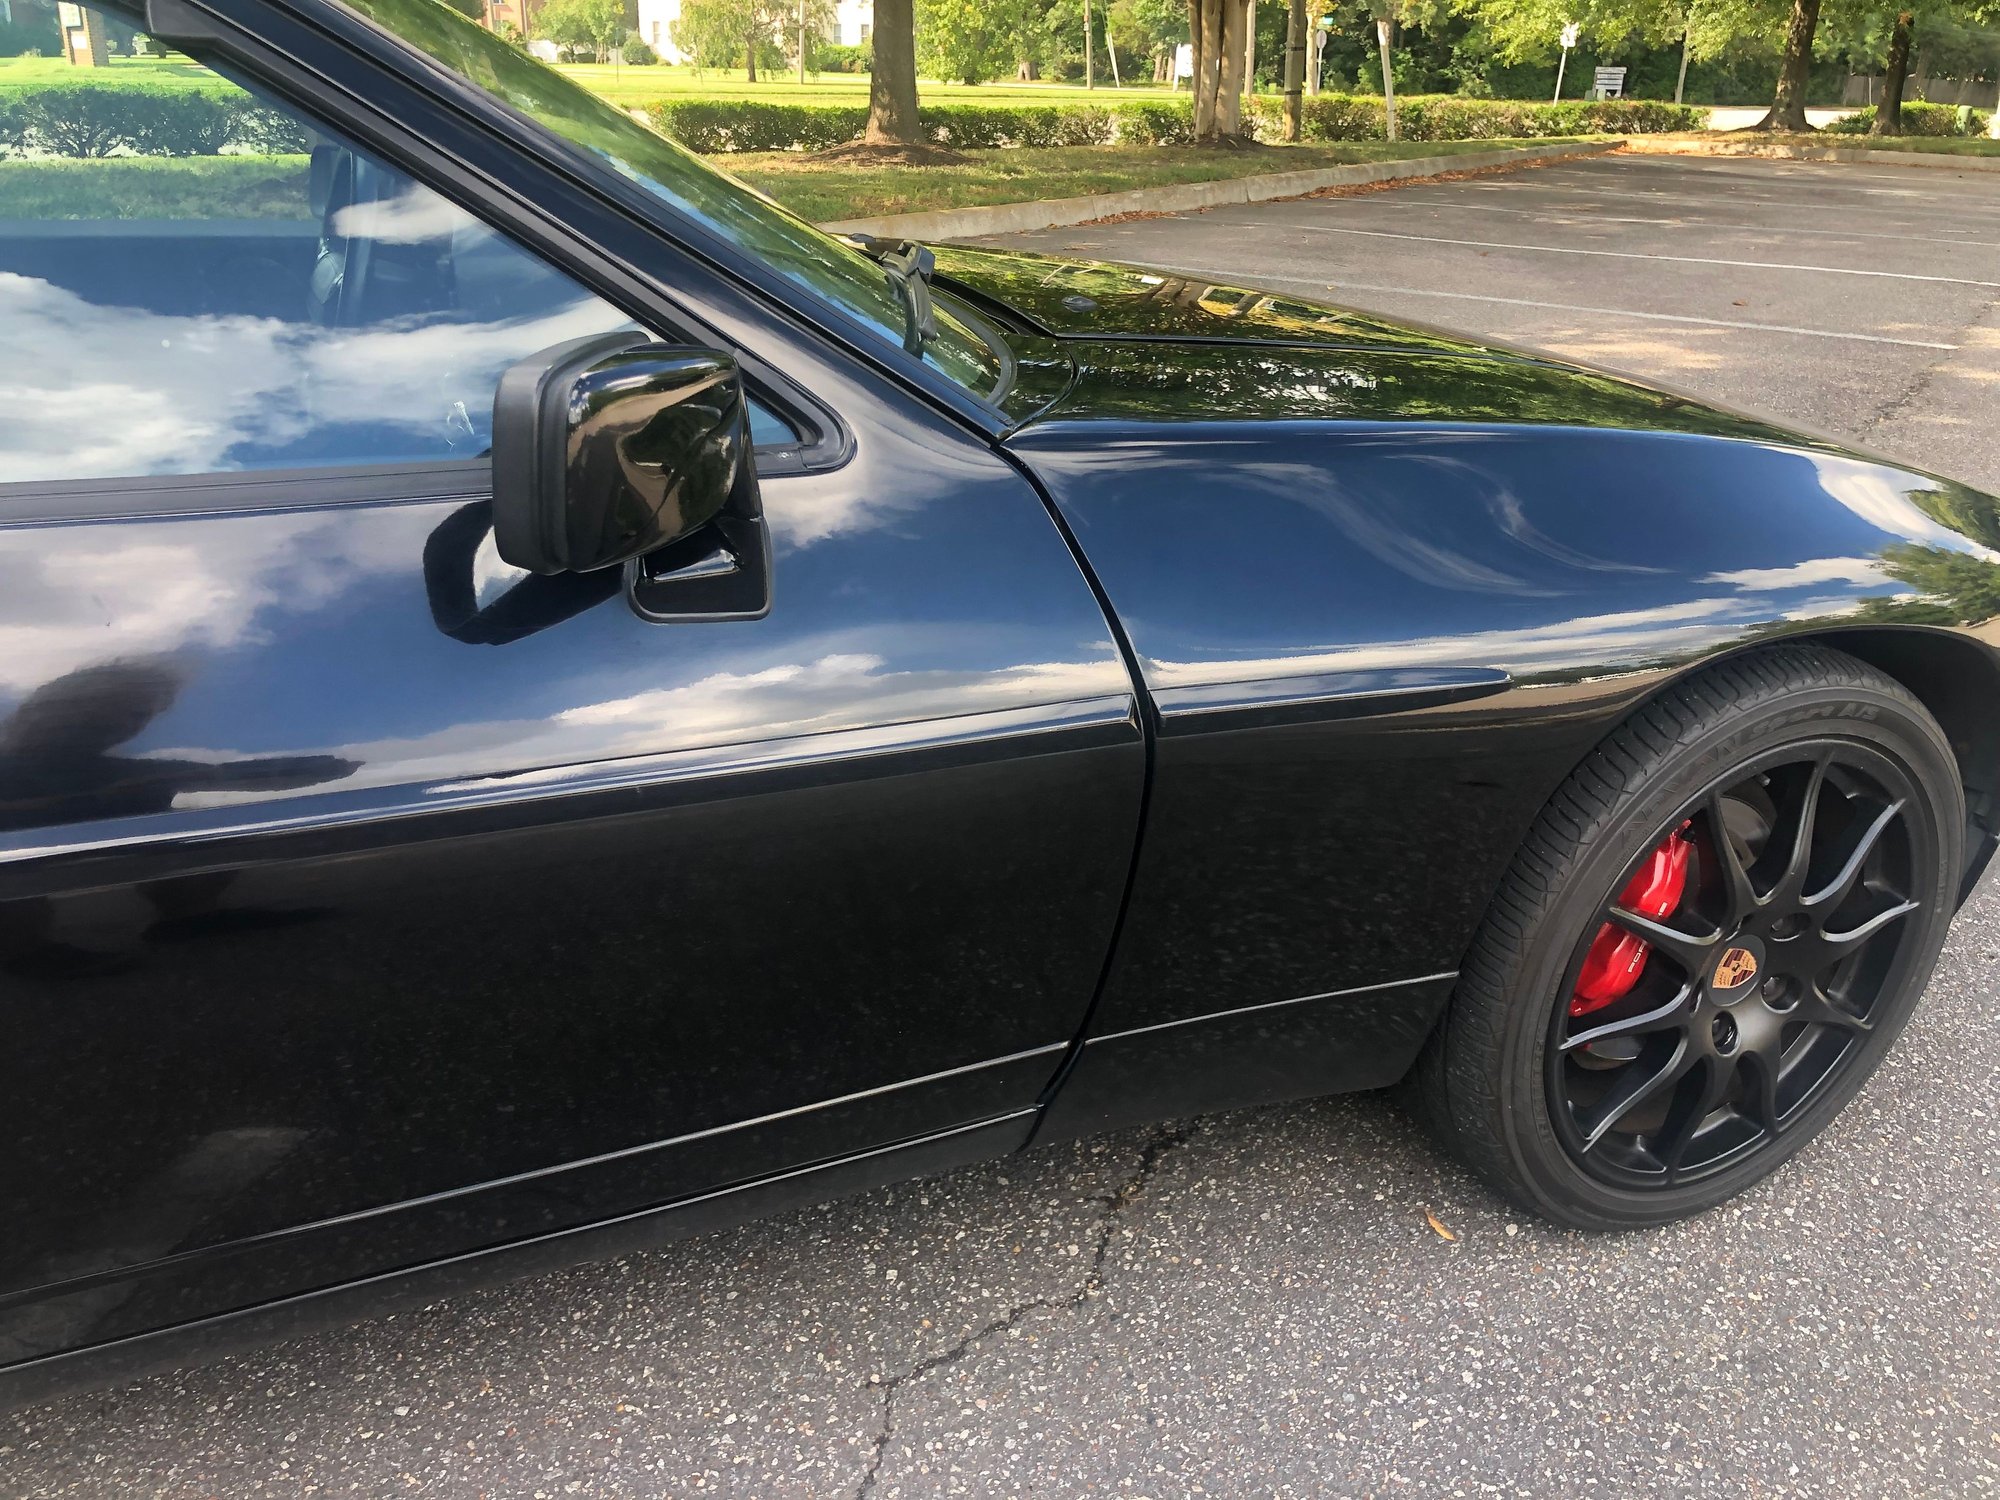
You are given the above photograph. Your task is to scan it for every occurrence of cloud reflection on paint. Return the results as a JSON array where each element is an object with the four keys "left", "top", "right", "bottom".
[{"left": 0, "top": 273, "right": 631, "bottom": 482}]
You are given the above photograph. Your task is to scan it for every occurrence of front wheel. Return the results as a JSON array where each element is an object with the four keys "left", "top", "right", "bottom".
[{"left": 1414, "top": 644, "right": 1964, "bottom": 1230}]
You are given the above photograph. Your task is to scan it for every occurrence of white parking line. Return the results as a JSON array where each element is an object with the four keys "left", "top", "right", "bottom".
[
  {"left": 1364, "top": 194, "right": 1993, "bottom": 246},
  {"left": 1317, "top": 282, "right": 1960, "bottom": 349},
  {"left": 1460, "top": 174, "right": 2000, "bottom": 226},
  {"left": 1112, "top": 259, "right": 1961, "bottom": 349},
  {"left": 1235, "top": 221, "right": 2000, "bottom": 289}
]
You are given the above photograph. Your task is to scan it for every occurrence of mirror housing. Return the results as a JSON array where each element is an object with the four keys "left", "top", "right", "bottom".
[{"left": 492, "top": 333, "right": 764, "bottom": 584}]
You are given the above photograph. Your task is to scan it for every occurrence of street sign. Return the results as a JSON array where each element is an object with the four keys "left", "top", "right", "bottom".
[
  {"left": 1594, "top": 66, "right": 1627, "bottom": 97},
  {"left": 1559, "top": 21, "right": 1580, "bottom": 48}
]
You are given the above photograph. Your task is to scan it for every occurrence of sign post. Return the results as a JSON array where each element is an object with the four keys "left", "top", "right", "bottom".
[
  {"left": 1553, "top": 20, "right": 1579, "bottom": 102},
  {"left": 1311, "top": 14, "right": 1332, "bottom": 96}
]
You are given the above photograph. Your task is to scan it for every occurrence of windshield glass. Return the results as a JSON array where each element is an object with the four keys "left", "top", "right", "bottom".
[{"left": 333, "top": 0, "right": 1004, "bottom": 395}]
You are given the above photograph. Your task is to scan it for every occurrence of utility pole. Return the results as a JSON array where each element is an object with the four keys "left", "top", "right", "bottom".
[
  {"left": 1376, "top": 14, "right": 1396, "bottom": 139},
  {"left": 798, "top": 0, "right": 807, "bottom": 82},
  {"left": 1243, "top": 0, "right": 1256, "bottom": 99},
  {"left": 1554, "top": 20, "right": 1578, "bottom": 102},
  {"left": 1084, "top": 0, "right": 1094, "bottom": 87}
]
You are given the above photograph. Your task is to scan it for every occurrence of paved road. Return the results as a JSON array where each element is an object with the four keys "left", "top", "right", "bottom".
[{"left": 10, "top": 153, "right": 2000, "bottom": 1498}]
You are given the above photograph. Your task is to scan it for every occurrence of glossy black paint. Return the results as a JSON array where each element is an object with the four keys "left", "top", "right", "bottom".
[
  {"left": 6, "top": 0, "right": 2000, "bottom": 1408},
  {"left": 1003, "top": 329, "right": 2000, "bottom": 1139}
]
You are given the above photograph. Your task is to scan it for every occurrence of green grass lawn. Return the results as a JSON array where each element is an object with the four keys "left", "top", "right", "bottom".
[
  {"left": 729, "top": 138, "right": 1578, "bottom": 221},
  {"left": 553, "top": 62, "right": 1182, "bottom": 107},
  {"left": 0, "top": 140, "right": 1577, "bottom": 223},
  {"left": 0, "top": 54, "right": 220, "bottom": 92},
  {"left": 0, "top": 155, "right": 311, "bottom": 218}
]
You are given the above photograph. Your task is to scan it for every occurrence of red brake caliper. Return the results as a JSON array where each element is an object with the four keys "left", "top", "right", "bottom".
[{"left": 1570, "top": 822, "right": 1692, "bottom": 1018}]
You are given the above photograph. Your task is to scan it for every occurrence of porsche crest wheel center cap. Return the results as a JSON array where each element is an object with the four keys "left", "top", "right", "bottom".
[{"left": 1711, "top": 939, "right": 1763, "bottom": 998}]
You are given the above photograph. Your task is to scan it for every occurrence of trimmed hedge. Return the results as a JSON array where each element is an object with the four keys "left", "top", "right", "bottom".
[
  {"left": 0, "top": 81, "right": 308, "bottom": 157},
  {"left": 647, "top": 93, "right": 1705, "bottom": 153},
  {"left": 1825, "top": 100, "right": 1991, "bottom": 137},
  {"left": 647, "top": 99, "right": 1128, "bottom": 151}
]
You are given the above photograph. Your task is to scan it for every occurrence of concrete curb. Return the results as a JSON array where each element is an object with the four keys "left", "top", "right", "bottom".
[
  {"left": 1621, "top": 136, "right": 2000, "bottom": 171},
  {"left": 819, "top": 140, "right": 1620, "bottom": 240}
]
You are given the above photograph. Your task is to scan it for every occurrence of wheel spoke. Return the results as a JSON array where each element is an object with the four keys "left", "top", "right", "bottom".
[
  {"left": 1703, "top": 792, "right": 1759, "bottom": 926},
  {"left": 1822, "top": 897, "right": 1920, "bottom": 952},
  {"left": 1739, "top": 1049, "right": 1784, "bottom": 1136},
  {"left": 1605, "top": 905, "right": 1722, "bottom": 977},
  {"left": 1771, "top": 752, "right": 1832, "bottom": 905},
  {"left": 1802, "top": 799, "right": 1906, "bottom": 917},
  {"left": 1801, "top": 983, "right": 1874, "bottom": 1035},
  {"left": 1575, "top": 1037, "right": 1695, "bottom": 1150},
  {"left": 1560, "top": 982, "right": 1697, "bottom": 1055},
  {"left": 1653, "top": 1053, "right": 1736, "bottom": 1178}
]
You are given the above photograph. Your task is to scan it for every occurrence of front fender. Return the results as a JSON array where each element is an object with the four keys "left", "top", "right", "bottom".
[{"left": 1012, "top": 400, "right": 2000, "bottom": 1139}]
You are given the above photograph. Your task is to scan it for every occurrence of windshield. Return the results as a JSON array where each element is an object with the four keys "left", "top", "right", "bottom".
[{"left": 333, "top": 0, "right": 1004, "bottom": 396}]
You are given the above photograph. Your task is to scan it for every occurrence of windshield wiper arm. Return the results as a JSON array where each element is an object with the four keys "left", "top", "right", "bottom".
[{"left": 847, "top": 235, "right": 938, "bottom": 356}]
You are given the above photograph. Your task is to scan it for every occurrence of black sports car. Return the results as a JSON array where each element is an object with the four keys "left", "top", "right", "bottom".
[{"left": 3, "top": 0, "right": 1997, "bottom": 1406}]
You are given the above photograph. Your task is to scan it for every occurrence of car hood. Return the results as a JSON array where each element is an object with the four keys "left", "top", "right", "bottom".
[
  {"left": 937, "top": 245, "right": 1878, "bottom": 454},
  {"left": 934, "top": 243, "right": 1502, "bottom": 359}
]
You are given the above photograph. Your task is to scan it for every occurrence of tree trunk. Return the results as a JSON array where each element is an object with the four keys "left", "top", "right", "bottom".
[
  {"left": 1874, "top": 11, "right": 1913, "bottom": 135},
  {"left": 746, "top": 28, "right": 757, "bottom": 82},
  {"left": 798, "top": 0, "right": 807, "bottom": 84},
  {"left": 864, "top": 0, "right": 921, "bottom": 143},
  {"left": 1216, "top": 0, "right": 1247, "bottom": 137},
  {"left": 1759, "top": 0, "right": 1820, "bottom": 132},
  {"left": 1193, "top": 0, "right": 1221, "bottom": 140},
  {"left": 1283, "top": 0, "right": 1304, "bottom": 140},
  {"left": 1674, "top": 30, "right": 1690, "bottom": 104},
  {"left": 1376, "top": 16, "right": 1396, "bottom": 141},
  {"left": 1084, "top": 0, "right": 1095, "bottom": 88}
]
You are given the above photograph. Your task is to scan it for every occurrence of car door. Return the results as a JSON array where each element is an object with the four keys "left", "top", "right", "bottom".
[{"left": 0, "top": 20, "right": 1141, "bottom": 1368}]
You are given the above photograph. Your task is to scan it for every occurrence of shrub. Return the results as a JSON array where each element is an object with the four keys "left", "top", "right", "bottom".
[
  {"left": 1825, "top": 100, "right": 1989, "bottom": 137},
  {"left": 645, "top": 91, "right": 1700, "bottom": 153},
  {"left": 16, "top": 82, "right": 141, "bottom": 157},
  {"left": 3, "top": 81, "right": 323, "bottom": 157},
  {"left": 1240, "top": 92, "right": 1700, "bottom": 144},
  {"left": 922, "top": 103, "right": 1118, "bottom": 148},
  {"left": 124, "top": 90, "right": 239, "bottom": 155},
  {"left": 815, "top": 41, "right": 870, "bottom": 73},
  {"left": 648, "top": 99, "right": 868, "bottom": 151},
  {"left": 621, "top": 32, "right": 657, "bottom": 64},
  {"left": 234, "top": 102, "right": 313, "bottom": 154},
  {"left": 1112, "top": 100, "right": 1194, "bottom": 145}
]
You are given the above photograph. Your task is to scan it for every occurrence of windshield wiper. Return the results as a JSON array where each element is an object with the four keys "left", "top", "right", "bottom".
[{"left": 846, "top": 235, "right": 938, "bottom": 356}]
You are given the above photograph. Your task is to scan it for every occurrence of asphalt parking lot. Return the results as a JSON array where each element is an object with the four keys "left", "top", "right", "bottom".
[
  {"left": 9, "top": 152, "right": 2000, "bottom": 1498},
  {"left": 988, "top": 151, "right": 2000, "bottom": 494}
]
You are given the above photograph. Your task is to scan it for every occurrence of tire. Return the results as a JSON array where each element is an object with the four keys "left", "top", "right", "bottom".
[{"left": 1413, "top": 643, "right": 1964, "bottom": 1231}]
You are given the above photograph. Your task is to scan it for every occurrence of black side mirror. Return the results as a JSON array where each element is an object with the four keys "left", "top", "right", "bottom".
[{"left": 492, "top": 332, "right": 770, "bottom": 620}]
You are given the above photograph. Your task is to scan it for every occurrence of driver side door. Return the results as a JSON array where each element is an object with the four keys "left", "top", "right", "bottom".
[{"left": 0, "top": 27, "right": 1141, "bottom": 1372}]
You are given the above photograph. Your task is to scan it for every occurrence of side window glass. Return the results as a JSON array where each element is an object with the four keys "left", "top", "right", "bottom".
[{"left": 0, "top": 9, "right": 639, "bottom": 485}]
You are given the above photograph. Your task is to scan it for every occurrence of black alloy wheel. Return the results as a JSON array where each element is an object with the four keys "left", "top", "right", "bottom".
[{"left": 1412, "top": 644, "right": 1964, "bottom": 1230}]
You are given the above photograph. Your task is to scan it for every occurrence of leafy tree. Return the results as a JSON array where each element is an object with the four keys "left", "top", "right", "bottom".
[
  {"left": 672, "top": 0, "right": 783, "bottom": 76},
  {"left": 538, "top": 0, "right": 629, "bottom": 59},
  {"left": 917, "top": 0, "right": 1043, "bottom": 81}
]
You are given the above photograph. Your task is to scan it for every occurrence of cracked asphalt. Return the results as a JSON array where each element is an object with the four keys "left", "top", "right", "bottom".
[{"left": 9, "top": 152, "right": 2000, "bottom": 1498}]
